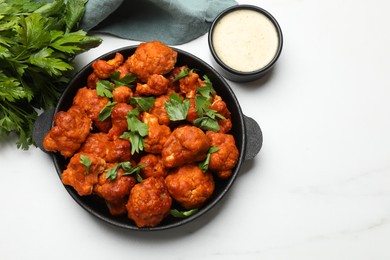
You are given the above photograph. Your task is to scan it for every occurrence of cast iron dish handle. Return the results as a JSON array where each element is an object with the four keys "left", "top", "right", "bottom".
[
  {"left": 243, "top": 115, "right": 262, "bottom": 161},
  {"left": 33, "top": 110, "right": 263, "bottom": 161},
  {"left": 33, "top": 108, "right": 55, "bottom": 152}
]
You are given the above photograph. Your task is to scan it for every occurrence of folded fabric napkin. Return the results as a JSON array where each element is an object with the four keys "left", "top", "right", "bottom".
[{"left": 80, "top": 0, "right": 237, "bottom": 45}]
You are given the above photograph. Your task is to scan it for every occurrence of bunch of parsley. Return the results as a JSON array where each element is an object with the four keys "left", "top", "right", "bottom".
[{"left": 0, "top": 0, "right": 102, "bottom": 149}]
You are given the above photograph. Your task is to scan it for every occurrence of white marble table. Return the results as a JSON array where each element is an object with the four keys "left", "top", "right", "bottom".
[{"left": 1, "top": 0, "right": 390, "bottom": 259}]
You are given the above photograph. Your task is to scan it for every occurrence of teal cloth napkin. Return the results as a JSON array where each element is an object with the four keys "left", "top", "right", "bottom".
[{"left": 80, "top": 0, "right": 238, "bottom": 45}]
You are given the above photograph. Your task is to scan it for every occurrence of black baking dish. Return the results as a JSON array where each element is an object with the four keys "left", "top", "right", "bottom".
[{"left": 33, "top": 45, "right": 263, "bottom": 231}]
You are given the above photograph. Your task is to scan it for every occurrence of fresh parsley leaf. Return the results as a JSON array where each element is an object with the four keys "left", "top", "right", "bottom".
[
  {"left": 205, "top": 108, "right": 226, "bottom": 120},
  {"left": 121, "top": 162, "right": 140, "bottom": 174},
  {"left": 122, "top": 162, "right": 145, "bottom": 182},
  {"left": 164, "top": 93, "right": 190, "bottom": 121},
  {"left": 105, "top": 164, "right": 121, "bottom": 181},
  {"left": 126, "top": 110, "right": 149, "bottom": 137},
  {"left": 173, "top": 67, "right": 194, "bottom": 82},
  {"left": 96, "top": 80, "right": 114, "bottom": 98},
  {"left": 119, "top": 109, "right": 149, "bottom": 154},
  {"left": 28, "top": 47, "right": 74, "bottom": 76},
  {"left": 193, "top": 77, "right": 225, "bottom": 132},
  {"left": 170, "top": 208, "right": 199, "bottom": 218},
  {"left": 105, "top": 162, "right": 146, "bottom": 182},
  {"left": 129, "top": 132, "right": 146, "bottom": 155},
  {"left": 197, "top": 75, "right": 215, "bottom": 98},
  {"left": 110, "top": 71, "right": 136, "bottom": 87},
  {"left": 194, "top": 95, "right": 210, "bottom": 117},
  {"left": 120, "top": 132, "right": 142, "bottom": 154},
  {"left": 0, "top": 100, "right": 36, "bottom": 149},
  {"left": 0, "top": 72, "right": 33, "bottom": 102},
  {"left": 193, "top": 117, "right": 220, "bottom": 132},
  {"left": 209, "top": 146, "right": 219, "bottom": 153},
  {"left": 199, "top": 146, "right": 219, "bottom": 172},
  {"left": 98, "top": 101, "right": 117, "bottom": 121},
  {"left": 64, "top": 0, "right": 88, "bottom": 33},
  {"left": 135, "top": 172, "right": 143, "bottom": 183},
  {"left": 17, "top": 13, "right": 51, "bottom": 50},
  {"left": 34, "top": 0, "right": 65, "bottom": 17},
  {"left": 50, "top": 30, "right": 92, "bottom": 55},
  {"left": 79, "top": 154, "right": 92, "bottom": 174},
  {"left": 130, "top": 96, "right": 155, "bottom": 112},
  {"left": 194, "top": 96, "right": 225, "bottom": 132}
]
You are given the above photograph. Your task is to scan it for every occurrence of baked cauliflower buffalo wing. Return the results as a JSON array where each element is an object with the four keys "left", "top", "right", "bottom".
[
  {"left": 94, "top": 163, "right": 137, "bottom": 215},
  {"left": 126, "top": 40, "right": 177, "bottom": 82},
  {"left": 72, "top": 87, "right": 112, "bottom": 132},
  {"left": 112, "top": 86, "right": 133, "bottom": 103},
  {"left": 141, "top": 112, "right": 171, "bottom": 154},
  {"left": 87, "top": 52, "right": 128, "bottom": 89},
  {"left": 179, "top": 70, "right": 203, "bottom": 99},
  {"left": 161, "top": 125, "right": 210, "bottom": 168},
  {"left": 149, "top": 95, "right": 171, "bottom": 126},
  {"left": 135, "top": 74, "right": 169, "bottom": 96},
  {"left": 108, "top": 103, "right": 134, "bottom": 139},
  {"left": 61, "top": 153, "right": 106, "bottom": 196},
  {"left": 211, "top": 95, "right": 233, "bottom": 134},
  {"left": 165, "top": 164, "right": 215, "bottom": 209},
  {"left": 79, "top": 133, "right": 131, "bottom": 163},
  {"left": 43, "top": 106, "right": 91, "bottom": 157},
  {"left": 138, "top": 154, "right": 168, "bottom": 179},
  {"left": 126, "top": 177, "right": 172, "bottom": 228},
  {"left": 206, "top": 131, "right": 239, "bottom": 179},
  {"left": 92, "top": 52, "right": 124, "bottom": 79}
]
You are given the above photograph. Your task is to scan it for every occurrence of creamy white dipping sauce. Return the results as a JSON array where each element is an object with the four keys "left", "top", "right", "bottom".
[{"left": 212, "top": 9, "right": 279, "bottom": 72}]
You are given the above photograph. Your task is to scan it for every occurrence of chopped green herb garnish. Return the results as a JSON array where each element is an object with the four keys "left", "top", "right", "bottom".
[
  {"left": 195, "top": 95, "right": 210, "bottom": 117},
  {"left": 98, "top": 101, "right": 117, "bottom": 121},
  {"left": 193, "top": 117, "right": 220, "bottom": 132},
  {"left": 120, "top": 131, "right": 145, "bottom": 155},
  {"left": 110, "top": 71, "right": 136, "bottom": 87},
  {"left": 170, "top": 208, "right": 199, "bottom": 218},
  {"left": 126, "top": 109, "right": 149, "bottom": 136},
  {"left": 120, "top": 108, "right": 149, "bottom": 154},
  {"left": 193, "top": 77, "right": 225, "bottom": 132},
  {"left": 121, "top": 162, "right": 145, "bottom": 182},
  {"left": 164, "top": 93, "right": 190, "bottom": 121},
  {"left": 105, "top": 161, "right": 145, "bottom": 181},
  {"left": 173, "top": 67, "right": 194, "bottom": 82},
  {"left": 130, "top": 96, "right": 155, "bottom": 112},
  {"left": 105, "top": 164, "right": 121, "bottom": 181},
  {"left": 79, "top": 154, "right": 92, "bottom": 174},
  {"left": 96, "top": 80, "right": 114, "bottom": 98},
  {"left": 198, "top": 146, "right": 219, "bottom": 172},
  {"left": 197, "top": 75, "right": 215, "bottom": 98}
]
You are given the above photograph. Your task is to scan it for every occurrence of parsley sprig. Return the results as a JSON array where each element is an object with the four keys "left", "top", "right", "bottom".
[
  {"left": 164, "top": 93, "right": 190, "bottom": 121},
  {"left": 0, "top": 0, "right": 102, "bottom": 149},
  {"left": 170, "top": 208, "right": 198, "bottom": 218},
  {"left": 79, "top": 154, "right": 92, "bottom": 174},
  {"left": 96, "top": 72, "right": 137, "bottom": 99},
  {"left": 105, "top": 161, "right": 145, "bottom": 182},
  {"left": 129, "top": 96, "right": 155, "bottom": 112},
  {"left": 198, "top": 146, "right": 219, "bottom": 172},
  {"left": 173, "top": 67, "right": 194, "bottom": 82},
  {"left": 98, "top": 101, "right": 117, "bottom": 121},
  {"left": 96, "top": 80, "right": 115, "bottom": 98},
  {"left": 110, "top": 71, "right": 136, "bottom": 87},
  {"left": 120, "top": 108, "right": 149, "bottom": 155},
  {"left": 193, "top": 76, "right": 225, "bottom": 131},
  {"left": 119, "top": 97, "right": 155, "bottom": 155}
]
